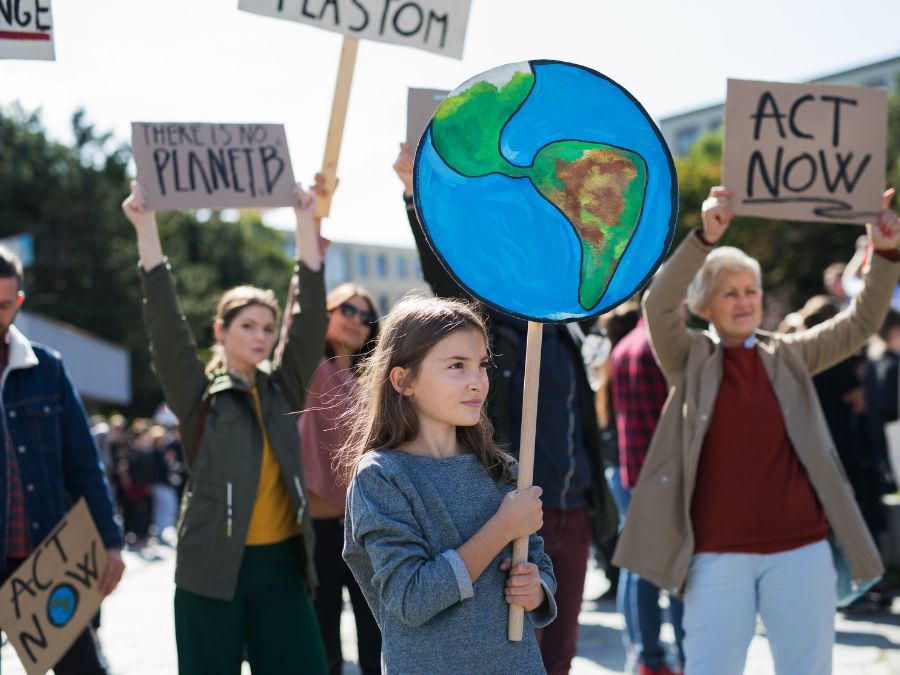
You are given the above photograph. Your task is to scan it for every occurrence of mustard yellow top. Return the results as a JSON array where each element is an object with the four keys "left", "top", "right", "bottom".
[{"left": 245, "top": 386, "right": 301, "bottom": 545}]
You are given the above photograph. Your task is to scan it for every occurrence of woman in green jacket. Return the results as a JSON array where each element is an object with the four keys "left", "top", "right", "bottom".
[{"left": 122, "top": 180, "right": 328, "bottom": 675}]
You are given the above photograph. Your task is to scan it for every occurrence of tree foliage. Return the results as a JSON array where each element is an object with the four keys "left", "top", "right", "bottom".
[{"left": 0, "top": 105, "right": 293, "bottom": 414}]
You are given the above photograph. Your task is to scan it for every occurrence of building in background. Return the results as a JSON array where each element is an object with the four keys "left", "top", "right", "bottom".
[
  {"left": 324, "top": 241, "right": 427, "bottom": 314},
  {"left": 16, "top": 312, "right": 131, "bottom": 406},
  {"left": 660, "top": 54, "right": 900, "bottom": 156}
]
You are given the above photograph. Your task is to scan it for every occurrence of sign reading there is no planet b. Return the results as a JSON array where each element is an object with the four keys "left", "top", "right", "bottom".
[
  {"left": 131, "top": 122, "right": 297, "bottom": 210},
  {"left": 0, "top": 0, "right": 54, "bottom": 60},
  {"left": 723, "top": 78, "right": 887, "bottom": 225},
  {"left": 239, "top": 0, "right": 471, "bottom": 59}
]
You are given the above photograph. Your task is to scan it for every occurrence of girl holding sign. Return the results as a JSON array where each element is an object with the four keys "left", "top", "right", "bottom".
[
  {"left": 615, "top": 187, "right": 900, "bottom": 674},
  {"left": 341, "top": 294, "right": 557, "bottom": 674},
  {"left": 122, "top": 180, "right": 328, "bottom": 674}
]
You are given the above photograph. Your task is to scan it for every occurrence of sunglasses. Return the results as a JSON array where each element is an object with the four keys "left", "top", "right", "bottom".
[{"left": 336, "top": 302, "right": 378, "bottom": 326}]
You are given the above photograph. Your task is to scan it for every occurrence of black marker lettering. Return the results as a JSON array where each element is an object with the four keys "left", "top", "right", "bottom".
[
  {"left": 64, "top": 541, "right": 100, "bottom": 589},
  {"left": 319, "top": 0, "right": 339, "bottom": 24},
  {"left": 820, "top": 95, "right": 857, "bottom": 147},
  {"left": 425, "top": 10, "right": 448, "bottom": 48},
  {"left": 188, "top": 151, "right": 213, "bottom": 194},
  {"left": 746, "top": 147, "right": 783, "bottom": 198},
  {"left": 208, "top": 148, "right": 230, "bottom": 190},
  {"left": 379, "top": 0, "right": 397, "bottom": 34},
  {"left": 20, "top": 615, "right": 47, "bottom": 664},
  {"left": 788, "top": 94, "right": 814, "bottom": 140},
  {"left": 173, "top": 151, "right": 190, "bottom": 193},
  {"left": 349, "top": 0, "right": 369, "bottom": 30},
  {"left": 152, "top": 149, "right": 172, "bottom": 196},
  {"left": 228, "top": 148, "right": 246, "bottom": 193},
  {"left": 44, "top": 520, "right": 68, "bottom": 563},
  {"left": 819, "top": 151, "right": 870, "bottom": 193},
  {"left": 783, "top": 153, "right": 817, "bottom": 192},
  {"left": 301, "top": 0, "right": 317, "bottom": 19},
  {"left": 14, "top": 0, "right": 31, "bottom": 27},
  {"left": 35, "top": 0, "right": 51, "bottom": 30},
  {"left": 31, "top": 548, "right": 50, "bottom": 591},
  {"left": 261, "top": 146, "right": 285, "bottom": 193},
  {"left": 11, "top": 576, "right": 36, "bottom": 620},
  {"left": 751, "top": 92, "right": 786, "bottom": 141},
  {"left": 392, "top": 2, "right": 423, "bottom": 36},
  {"left": 242, "top": 148, "right": 257, "bottom": 198}
]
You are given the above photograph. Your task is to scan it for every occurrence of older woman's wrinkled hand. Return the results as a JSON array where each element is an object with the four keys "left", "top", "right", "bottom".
[
  {"left": 700, "top": 186, "right": 734, "bottom": 244},
  {"left": 868, "top": 188, "right": 900, "bottom": 252}
]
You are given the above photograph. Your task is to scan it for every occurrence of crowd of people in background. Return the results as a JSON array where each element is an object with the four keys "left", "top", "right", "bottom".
[{"left": 89, "top": 412, "right": 186, "bottom": 551}]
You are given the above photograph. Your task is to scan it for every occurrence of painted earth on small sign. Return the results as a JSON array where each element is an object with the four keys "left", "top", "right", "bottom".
[{"left": 414, "top": 60, "right": 678, "bottom": 321}]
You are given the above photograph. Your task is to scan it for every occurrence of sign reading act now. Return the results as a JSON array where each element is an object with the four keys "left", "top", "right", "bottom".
[
  {"left": 723, "top": 78, "right": 887, "bottom": 225},
  {"left": 0, "top": 499, "right": 107, "bottom": 675}
]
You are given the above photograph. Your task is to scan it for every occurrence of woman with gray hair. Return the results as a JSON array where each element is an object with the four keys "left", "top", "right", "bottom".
[{"left": 614, "top": 186, "right": 900, "bottom": 674}]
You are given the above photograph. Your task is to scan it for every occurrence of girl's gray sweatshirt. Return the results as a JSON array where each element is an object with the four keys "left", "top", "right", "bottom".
[{"left": 343, "top": 450, "right": 557, "bottom": 674}]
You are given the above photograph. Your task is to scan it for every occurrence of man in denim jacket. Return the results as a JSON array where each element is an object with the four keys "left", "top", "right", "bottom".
[{"left": 0, "top": 245, "right": 124, "bottom": 674}]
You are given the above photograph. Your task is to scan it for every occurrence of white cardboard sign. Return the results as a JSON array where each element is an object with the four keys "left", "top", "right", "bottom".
[
  {"left": 239, "top": 0, "right": 471, "bottom": 59},
  {"left": 0, "top": 0, "right": 54, "bottom": 61}
]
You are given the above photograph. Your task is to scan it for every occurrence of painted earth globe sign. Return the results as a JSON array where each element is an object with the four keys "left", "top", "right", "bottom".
[{"left": 413, "top": 60, "right": 679, "bottom": 322}]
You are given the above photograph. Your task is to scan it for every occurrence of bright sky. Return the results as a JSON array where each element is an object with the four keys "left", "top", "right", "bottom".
[{"left": 3, "top": 0, "right": 899, "bottom": 246}]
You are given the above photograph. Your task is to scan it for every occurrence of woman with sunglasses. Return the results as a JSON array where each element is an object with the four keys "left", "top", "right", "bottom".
[{"left": 299, "top": 283, "right": 382, "bottom": 675}]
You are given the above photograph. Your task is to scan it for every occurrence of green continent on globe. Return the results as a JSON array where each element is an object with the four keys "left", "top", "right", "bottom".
[
  {"left": 430, "top": 66, "right": 647, "bottom": 311},
  {"left": 530, "top": 142, "right": 647, "bottom": 310},
  {"left": 431, "top": 69, "right": 533, "bottom": 178}
]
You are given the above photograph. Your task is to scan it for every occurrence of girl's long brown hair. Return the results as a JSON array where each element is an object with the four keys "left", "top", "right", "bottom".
[{"left": 338, "top": 294, "right": 514, "bottom": 485}]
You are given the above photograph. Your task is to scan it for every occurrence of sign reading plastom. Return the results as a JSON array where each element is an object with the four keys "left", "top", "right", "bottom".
[
  {"left": 414, "top": 60, "right": 678, "bottom": 322},
  {"left": 238, "top": 0, "right": 470, "bottom": 59}
]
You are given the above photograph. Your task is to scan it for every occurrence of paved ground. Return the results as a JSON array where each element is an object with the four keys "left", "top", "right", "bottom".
[{"left": 1, "top": 547, "right": 898, "bottom": 673}]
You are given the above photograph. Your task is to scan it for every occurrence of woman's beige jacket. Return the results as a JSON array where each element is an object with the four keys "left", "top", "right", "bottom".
[{"left": 613, "top": 232, "right": 900, "bottom": 594}]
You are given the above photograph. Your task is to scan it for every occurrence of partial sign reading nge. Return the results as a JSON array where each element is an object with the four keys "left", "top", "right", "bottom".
[
  {"left": 0, "top": 0, "right": 55, "bottom": 60},
  {"left": 131, "top": 122, "right": 296, "bottom": 210},
  {"left": 723, "top": 79, "right": 887, "bottom": 225}
]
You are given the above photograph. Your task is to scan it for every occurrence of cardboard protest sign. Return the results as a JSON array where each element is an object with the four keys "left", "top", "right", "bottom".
[
  {"left": 723, "top": 78, "right": 887, "bottom": 225},
  {"left": 239, "top": 0, "right": 471, "bottom": 59},
  {"left": 0, "top": 0, "right": 54, "bottom": 60},
  {"left": 0, "top": 499, "right": 108, "bottom": 675},
  {"left": 407, "top": 87, "right": 448, "bottom": 147},
  {"left": 132, "top": 122, "right": 296, "bottom": 210}
]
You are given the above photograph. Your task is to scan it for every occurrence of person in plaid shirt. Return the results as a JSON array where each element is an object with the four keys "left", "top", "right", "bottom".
[
  {"left": 0, "top": 245, "right": 124, "bottom": 674},
  {"left": 609, "top": 318, "right": 684, "bottom": 675}
]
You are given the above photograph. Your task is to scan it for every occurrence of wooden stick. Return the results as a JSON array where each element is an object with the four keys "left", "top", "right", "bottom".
[
  {"left": 508, "top": 321, "right": 543, "bottom": 642},
  {"left": 315, "top": 35, "right": 359, "bottom": 221}
]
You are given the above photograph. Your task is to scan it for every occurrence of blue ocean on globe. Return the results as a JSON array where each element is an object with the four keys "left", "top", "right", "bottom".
[{"left": 414, "top": 60, "right": 678, "bottom": 322}]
